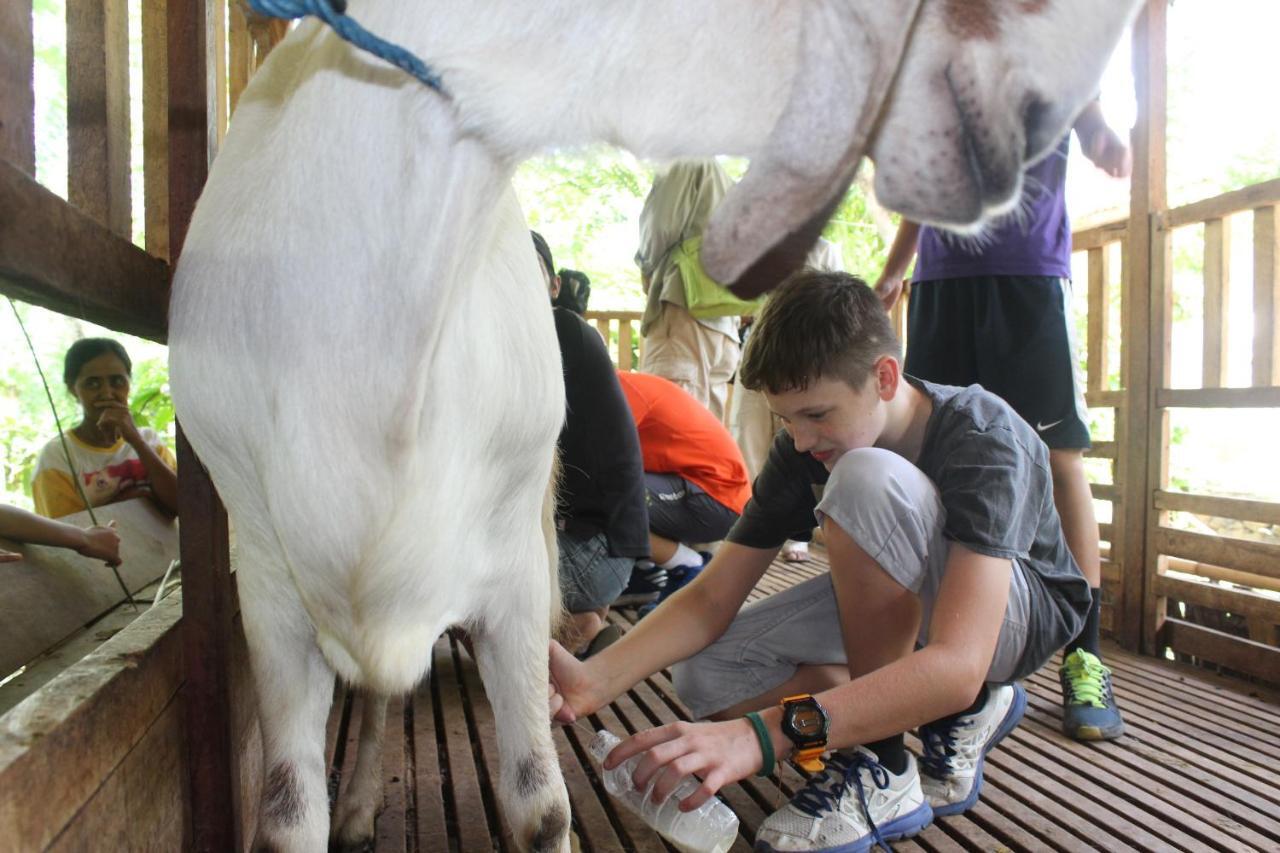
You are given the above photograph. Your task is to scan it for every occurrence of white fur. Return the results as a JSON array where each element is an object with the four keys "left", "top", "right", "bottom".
[{"left": 168, "top": 2, "right": 1140, "bottom": 849}]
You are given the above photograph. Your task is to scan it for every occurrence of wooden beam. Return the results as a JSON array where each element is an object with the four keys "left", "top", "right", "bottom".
[
  {"left": 1202, "top": 217, "right": 1231, "bottom": 388},
  {"left": 1254, "top": 206, "right": 1279, "bottom": 386},
  {"left": 169, "top": 2, "right": 241, "bottom": 851},
  {"left": 1158, "top": 527, "right": 1280, "bottom": 581},
  {"left": 0, "top": 0, "right": 35, "bottom": 175},
  {"left": 1160, "top": 618, "right": 1280, "bottom": 684},
  {"left": 1160, "top": 176, "right": 1280, "bottom": 229},
  {"left": 1154, "top": 490, "right": 1280, "bottom": 526},
  {"left": 1125, "top": 0, "right": 1168, "bottom": 654},
  {"left": 1072, "top": 218, "right": 1128, "bottom": 252},
  {"left": 66, "top": 0, "right": 131, "bottom": 237},
  {"left": 1167, "top": 556, "right": 1280, "bottom": 595},
  {"left": 0, "top": 160, "right": 168, "bottom": 339},
  {"left": 142, "top": 0, "right": 170, "bottom": 261},
  {"left": 1087, "top": 246, "right": 1111, "bottom": 391},
  {"left": 1157, "top": 386, "right": 1280, "bottom": 408},
  {"left": 1154, "top": 574, "right": 1280, "bottom": 622}
]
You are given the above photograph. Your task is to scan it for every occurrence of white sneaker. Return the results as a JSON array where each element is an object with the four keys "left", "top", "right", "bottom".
[
  {"left": 755, "top": 748, "right": 933, "bottom": 852},
  {"left": 918, "top": 683, "right": 1026, "bottom": 816}
]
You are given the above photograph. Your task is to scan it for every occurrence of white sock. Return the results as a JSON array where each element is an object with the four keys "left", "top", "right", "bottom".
[{"left": 658, "top": 543, "right": 701, "bottom": 570}]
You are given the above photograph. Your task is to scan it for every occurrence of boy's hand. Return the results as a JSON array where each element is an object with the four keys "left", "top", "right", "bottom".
[
  {"left": 95, "top": 400, "right": 142, "bottom": 445},
  {"left": 78, "top": 521, "right": 122, "bottom": 566},
  {"left": 548, "top": 640, "right": 601, "bottom": 723},
  {"left": 604, "top": 719, "right": 762, "bottom": 811}
]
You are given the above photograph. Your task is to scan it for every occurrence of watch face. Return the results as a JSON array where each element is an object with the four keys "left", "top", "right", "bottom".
[{"left": 791, "top": 707, "right": 825, "bottom": 737}]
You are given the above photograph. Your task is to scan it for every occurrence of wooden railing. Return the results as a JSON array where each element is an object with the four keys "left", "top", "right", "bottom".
[
  {"left": 1071, "top": 177, "right": 1280, "bottom": 684},
  {"left": 584, "top": 310, "right": 645, "bottom": 371}
]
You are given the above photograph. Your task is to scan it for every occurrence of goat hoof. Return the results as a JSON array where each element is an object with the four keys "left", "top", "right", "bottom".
[{"left": 329, "top": 808, "right": 376, "bottom": 853}]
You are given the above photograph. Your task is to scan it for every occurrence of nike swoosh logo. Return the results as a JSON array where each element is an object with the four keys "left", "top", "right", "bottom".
[{"left": 1036, "top": 419, "right": 1064, "bottom": 432}]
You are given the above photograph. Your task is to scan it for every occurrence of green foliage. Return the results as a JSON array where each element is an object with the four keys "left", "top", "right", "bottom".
[{"left": 128, "top": 358, "right": 175, "bottom": 434}]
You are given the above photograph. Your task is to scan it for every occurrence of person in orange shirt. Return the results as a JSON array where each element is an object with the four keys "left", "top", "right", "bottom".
[{"left": 615, "top": 370, "right": 752, "bottom": 614}]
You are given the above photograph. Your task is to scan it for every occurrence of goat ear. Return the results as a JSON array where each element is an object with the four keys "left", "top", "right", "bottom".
[{"left": 701, "top": 0, "right": 925, "bottom": 298}]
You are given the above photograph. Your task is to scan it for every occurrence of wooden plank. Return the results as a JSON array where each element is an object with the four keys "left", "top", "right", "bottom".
[
  {"left": 1157, "top": 385, "right": 1280, "bottom": 408},
  {"left": 1168, "top": 555, "right": 1280, "bottom": 595},
  {"left": 210, "top": 0, "right": 229, "bottom": 147},
  {"left": 1156, "top": 574, "right": 1280, "bottom": 622},
  {"left": 1087, "top": 246, "right": 1111, "bottom": 391},
  {"left": 0, "top": 594, "right": 183, "bottom": 850},
  {"left": 141, "top": 0, "right": 169, "bottom": 261},
  {"left": 1072, "top": 218, "right": 1128, "bottom": 252},
  {"left": 47, "top": 697, "right": 186, "bottom": 852},
  {"left": 1157, "top": 527, "right": 1280, "bottom": 580},
  {"left": 374, "top": 696, "right": 408, "bottom": 853},
  {"left": 178, "top": 427, "right": 241, "bottom": 853},
  {"left": 228, "top": 0, "right": 252, "bottom": 115},
  {"left": 1202, "top": 217, "right": 1231, "bottom": 387},
  {"left": 1085, "top": 388, "right": 1124, "bottom": 408},
  {"left": 1154, "top": 489, "right": 1280, "bottom": 526},
  {"left": 0, "top": 0, "right": 35, "bottom": 175},
  {"left": 617, "top": 318, "right": 634, "bottom": 371},
  {"left": 410, "top": 675, "right": 450, "bottom": 853},
  {"left": 1161, "top": 176, "right": 1280, "bottom": 229},
  {"left": 1089, "top": 483, "right": 1120, "bottom": 502},
  {"left": 0, "top": 497, "right": 177, "bottom": 679},
  {"left": 1254, "top": 205, "right": 1280, "bottom": 386},
  {"left": 433, "top": 641, "right": 496, "bottom": 851},
  {"left": 66, "top": 0, "right": 131, "bottom": 237},
  {"left": 1162, "top": 618, "right": 1280, "bottom": 684},
  {"left": 0, "top": 160, "right": 169, "bottom": 340},
  {"left": 167, "top": 0, "right": 210, "bottom": 262}
]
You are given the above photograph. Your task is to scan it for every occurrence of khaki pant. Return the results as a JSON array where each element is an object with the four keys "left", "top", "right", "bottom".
[{"left": 640, "top": 304, "right": 740, "bottom": 421}]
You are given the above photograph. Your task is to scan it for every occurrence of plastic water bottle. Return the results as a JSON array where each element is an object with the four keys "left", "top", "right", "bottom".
[{"left": 587, "top": 729, "right": 739, "bottom": 853}]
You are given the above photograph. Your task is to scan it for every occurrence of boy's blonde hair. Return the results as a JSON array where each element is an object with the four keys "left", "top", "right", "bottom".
[{"left": 739, "top": 270, "right": 901, "bottom": 394}]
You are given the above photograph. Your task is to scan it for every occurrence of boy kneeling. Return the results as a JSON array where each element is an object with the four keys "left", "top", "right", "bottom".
[{"left": 550, "top": 271, "right": 1090, "bottom": 850}]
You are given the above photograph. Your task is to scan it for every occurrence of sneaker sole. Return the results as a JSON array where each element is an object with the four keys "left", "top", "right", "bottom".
[
  {"left": 754, "top": 802, "right": 934, "bottom": 852},
  {"left": 1065, "top": 720, "right": 1125, "bottom": 741},
  {"left": 930, "top": 684, "right": 1027, "bottom": 818}
]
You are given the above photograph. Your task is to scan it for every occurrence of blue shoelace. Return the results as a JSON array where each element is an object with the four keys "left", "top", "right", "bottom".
[
  {"left": 792, "top": 751, "right": 892, "bottom": 852},
  {"left": 919, "top": 718, "right": 959, "bottom": 780}
]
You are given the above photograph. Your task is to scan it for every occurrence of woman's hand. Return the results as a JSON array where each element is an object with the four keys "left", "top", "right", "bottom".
[
  {"left": 94, "top": 400, "right": 142, "bottom": 445},
  {"left": 604, "top": 719, "right": 763, "bottom": 811},
  {"left": 548, "top": 640, "right": 604, "bottom": 723}
]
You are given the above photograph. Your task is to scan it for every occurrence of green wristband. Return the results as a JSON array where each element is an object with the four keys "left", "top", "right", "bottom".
[{"left": 744, "top": 711, "right": 775, "bottom": 777}]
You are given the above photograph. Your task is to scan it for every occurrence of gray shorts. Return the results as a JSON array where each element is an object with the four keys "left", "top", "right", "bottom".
[
  {"left": 673, "top": 447, "right": 1031, "bottom": 719},
  {"left": 557, "top": 530, "right": 634, "bottom": 613}
]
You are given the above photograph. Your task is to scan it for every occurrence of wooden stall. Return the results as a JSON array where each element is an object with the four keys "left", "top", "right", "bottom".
[{"left": 0, "top": 0, "right": 1277, "bottom": 850}]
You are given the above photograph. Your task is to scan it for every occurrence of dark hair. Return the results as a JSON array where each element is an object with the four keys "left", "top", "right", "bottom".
[
  {"left": 63, "top": 338, "right": 132, "bottom": 388},
  {"left": 553, "top": 268, "right": 591, "bottom": 315},
  {"left": 530, "top": 230, "right": 555, "bottom": 279},
  {"left": 738, "top": 270, "right": 900, "bottom": 394}
]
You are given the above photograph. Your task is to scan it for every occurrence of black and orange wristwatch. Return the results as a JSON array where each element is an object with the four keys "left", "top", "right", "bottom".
[{"left": 780, "top": 694, "right": 829, "bottom": 772}]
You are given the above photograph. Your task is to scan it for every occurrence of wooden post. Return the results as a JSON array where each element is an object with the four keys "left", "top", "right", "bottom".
[
  {"left": 170, "top": 2, "right": 241, "bottom": 851},
  {"left": 1202, "top": 217, "right": 1231, "bottom": 388},
  {"left": 66, "top": 0, "right": 131, "bottom": 237},
  {"left": 0, "top": 0, "right": 35, "bottom": 175},
  {"left": 1121, "top": 0, "right": 1168, "bottom": 654},
  {"left": 1254, "top": 206, "right": 1279, "bottom": 386},
  {"left": 209, "top": 0, "right": 228, "bottom": 148},
  {"left": 1087, "top": 246, "right": 1112, "bottom": 392},
  {"left": 142, "top": 0, "right": 170, "bottom": 261}
]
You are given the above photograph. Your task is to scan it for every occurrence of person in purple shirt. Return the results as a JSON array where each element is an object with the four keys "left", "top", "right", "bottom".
[{"left": 875, "top": 99, "right": 1130, "bottom": 742}]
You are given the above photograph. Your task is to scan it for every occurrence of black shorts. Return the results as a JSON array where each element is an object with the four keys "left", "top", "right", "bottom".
[
  {"left": 644, "top": 472, "right": 740, "bottom": 544},
  {"left": 906, "top": 275, "right": 1091, "bottom": 450}
]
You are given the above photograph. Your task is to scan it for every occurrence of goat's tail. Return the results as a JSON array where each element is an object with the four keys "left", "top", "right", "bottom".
[{"left": 543, "top": 451, "right": 566, "bottom": 638}]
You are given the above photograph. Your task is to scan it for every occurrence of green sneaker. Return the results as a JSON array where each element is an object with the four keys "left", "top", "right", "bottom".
[{"left": 1059, "top": 649, "right": 1125, "bottom": 741}]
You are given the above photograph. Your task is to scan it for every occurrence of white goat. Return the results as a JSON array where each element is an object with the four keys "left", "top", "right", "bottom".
[{"left": 168, "top": 1, "right": 1140, "bottom": 850}]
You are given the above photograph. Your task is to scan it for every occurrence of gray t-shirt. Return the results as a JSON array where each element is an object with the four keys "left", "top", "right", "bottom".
[{"left": 728, "top": 377, "right": 1090, "bottom": 678}]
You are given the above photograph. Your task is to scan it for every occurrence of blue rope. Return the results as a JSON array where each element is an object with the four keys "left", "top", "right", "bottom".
[{"left": 248, "top": 0, "right": 446, "bottom": 93}]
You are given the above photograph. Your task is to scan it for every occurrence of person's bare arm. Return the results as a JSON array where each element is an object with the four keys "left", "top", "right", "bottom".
[
  {"left": 874, "top": 219, "right": 921, "bottom": 311},
  {"left": 1073, "top": 99, "right": 1131, "bottom": 178},
  {"left": 549, "top": 541, "right": 779, "bottom": 721},
  {"left": 0, "top": 504, "right": 122, "bottom": 565},
  {"left": 611, "top": 543, "right": 1012, "bottom": 811}
]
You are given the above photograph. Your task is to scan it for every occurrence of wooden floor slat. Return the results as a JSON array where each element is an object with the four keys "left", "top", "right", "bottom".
[{"left": 324, "top": 548, "right": 1280, "bottom": 851}]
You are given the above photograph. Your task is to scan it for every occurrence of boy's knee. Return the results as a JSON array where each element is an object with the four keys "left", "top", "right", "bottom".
[
  {"left": 825, "top": 448, "right": 939, "bottom": 526},
  {"left": 670, "top": 656, "right": 720, "bottom": 720}
]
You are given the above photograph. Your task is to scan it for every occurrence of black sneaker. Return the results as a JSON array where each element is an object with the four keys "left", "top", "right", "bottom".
[
  {"left": 636, "top": 552, "right": 710, "bottom": 618},
  {"left": 612, "top": 563, "right": 668, "bottom": 607}
]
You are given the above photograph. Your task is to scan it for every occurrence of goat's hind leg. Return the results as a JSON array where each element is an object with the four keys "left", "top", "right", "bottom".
[
  {"left": 241, "top": 571, "right": 337, "bottom": 853},
  {"left": 473, "top": 592, "right": 572, "bottom": 850},
  {"left": 330, "top": 691, "right": 389, "bottom": 851}
]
